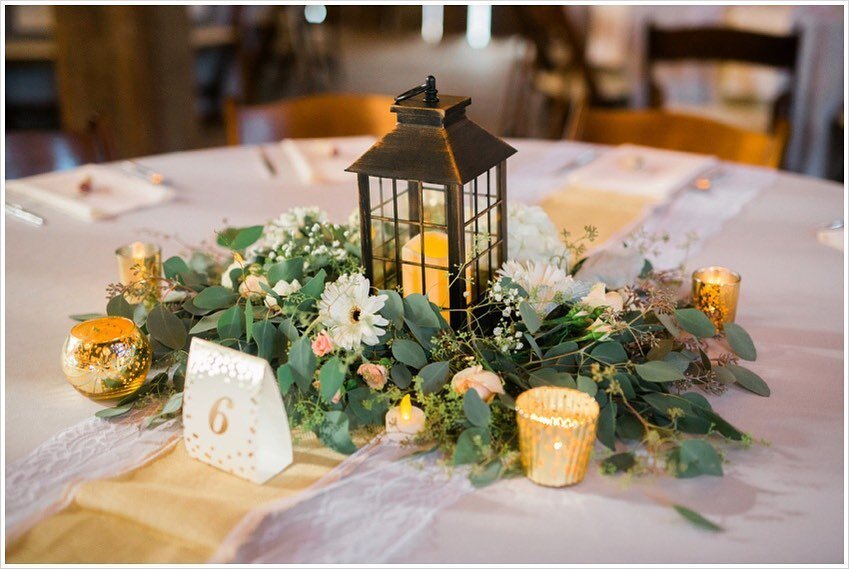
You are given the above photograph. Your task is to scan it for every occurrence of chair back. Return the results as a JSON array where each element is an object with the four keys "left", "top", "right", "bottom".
[
  {"left": 4, "top": 122, "right": 112, "bottom": 179},
  {"left": 225, "top": 93, "right": 397, "bottom": 145},
  {"left": 645, "top": 25, "right": 800, "bottom": 130},
  {"left": 568, "top": 107, "right": 787, "bottom": 168}
]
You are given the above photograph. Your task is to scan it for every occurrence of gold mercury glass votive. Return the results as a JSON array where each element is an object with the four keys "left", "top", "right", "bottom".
[
  {"left": 116, "top": 242, "right": 162, "bottom": 303},
  {"left": 516, "top": 387, "right": 600, "bottom": 487},
  {"left": 61, "top": 316, "right": 152, "bottom": 402},
  {"left": 692, "top": 266, "right": 741, "bottom": 329}
]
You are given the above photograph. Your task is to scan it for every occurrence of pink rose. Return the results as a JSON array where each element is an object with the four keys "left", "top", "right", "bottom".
[
  {"left": 357, "top": 363, "right": 388, "bottom": 390},
  {"left": 450, "top": 365, "right": 505, "bottom": 403},
  {"left": 311, "top": 331, "right": 334, "bottom": 357}
]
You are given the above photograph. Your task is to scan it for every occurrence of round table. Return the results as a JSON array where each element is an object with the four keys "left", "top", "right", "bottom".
[{"left": 4, "top": 139, "right": 844, "bottom": 562}]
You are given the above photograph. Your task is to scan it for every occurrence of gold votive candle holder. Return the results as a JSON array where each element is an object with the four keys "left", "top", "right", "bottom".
[
  {"left": 61, "top": 316, "right": 152, "bottom": 402},
  {"left": 116, "top": 242, "right": 162, "bottom": 303},
  {"left": 692, "top": 266, "right": 741, "bottom": 330},
  {"left": 516, "top": 387, "right": 600, "bottom": 487}
]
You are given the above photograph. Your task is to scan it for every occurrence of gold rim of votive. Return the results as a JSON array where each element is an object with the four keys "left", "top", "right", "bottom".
[
  {"left": 116, "top": 242, "right": 161, "bottom": 258},
  {"left": 70, "top": 316, "right": 138, "bottom": 343},
  {"left": 692, "top": 266, "right": 741, "bottom": 286}
]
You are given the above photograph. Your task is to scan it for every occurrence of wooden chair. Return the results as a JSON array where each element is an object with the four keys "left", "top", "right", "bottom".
[
  {"left": 225, "top": 93, "right": 397, "bottom": 145},
  {"left": 567, "top": 107, "right": 788, "bottom": 168},
  {"left": 645, "top": 25, "right": 801, "bottom": 132},
  {"left": 4, "top": 117, "right": 113, "bottom": 179}
]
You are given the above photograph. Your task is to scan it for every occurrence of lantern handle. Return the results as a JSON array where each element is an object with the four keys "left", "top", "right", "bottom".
[{"left": 394, "top": 75, "right": 439, "bottom": 105}]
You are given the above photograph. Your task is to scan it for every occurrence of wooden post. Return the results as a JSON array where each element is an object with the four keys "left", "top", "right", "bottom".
[{"left": 53, "top": 6, "right": 198, "bottom": 158}]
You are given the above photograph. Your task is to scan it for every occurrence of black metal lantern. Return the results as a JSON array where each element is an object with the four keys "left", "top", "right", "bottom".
[{"left": 347, "top": 76, "right": 516, "bottom": 329}]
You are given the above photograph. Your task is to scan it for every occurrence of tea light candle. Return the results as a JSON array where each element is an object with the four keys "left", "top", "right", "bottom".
[
  {"left": 116, "top": 241, "right": 162, "bottom": 303},
  {"left": 401, "top": 230, "right": 450, "bottom": 316},
  {"left": 516, "top": 387, "right": 599, "bottom": 487},
  {"left": 385, "top": 394, "right": 425, "bottom": 439},
  {"left": 692, "top": 266, "right": 741, "bottom": 329}
]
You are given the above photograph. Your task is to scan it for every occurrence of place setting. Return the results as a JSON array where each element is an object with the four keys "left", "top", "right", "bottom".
[{"left": 3, "top": 4, "right": 845, "bottom": 566}]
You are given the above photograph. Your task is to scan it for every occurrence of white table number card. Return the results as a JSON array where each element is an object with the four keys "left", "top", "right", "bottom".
[{"left": 183, "top": 337, "right": 293, "bottom": 483}]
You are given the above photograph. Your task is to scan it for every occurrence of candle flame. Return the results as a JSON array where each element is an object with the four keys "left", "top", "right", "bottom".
[
  {"left": 131, "top": 241, "right": 147, "bottom": 258},
  {"left": 399, "top": 394, "right": 412, "bottom": 421}
]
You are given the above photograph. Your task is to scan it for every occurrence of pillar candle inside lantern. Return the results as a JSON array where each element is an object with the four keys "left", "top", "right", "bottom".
[{"left": 401, "top": 231, "right": 450, "bottom": 316}]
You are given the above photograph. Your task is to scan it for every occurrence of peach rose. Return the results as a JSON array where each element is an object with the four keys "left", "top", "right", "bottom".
[
  {"left": 239, "top": 274, "right": 268, "bottom": 301},
  {"left": 357, "top": 363, "right": 388, "bottom": 390},
  {"left": 311, "top": 330, "right": 334, "bottom": 357},
  {"left": 450, "top": 365, "right": 504, "bottom": 403}
]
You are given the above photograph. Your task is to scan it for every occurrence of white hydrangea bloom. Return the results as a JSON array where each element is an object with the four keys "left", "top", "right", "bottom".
[{"left": 507, "top": 203, "right": 565, "bottom": 266}]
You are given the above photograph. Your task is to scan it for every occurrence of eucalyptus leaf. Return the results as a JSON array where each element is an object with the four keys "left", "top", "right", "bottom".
[
  {"left": 163, "top": 256, "right": 191, "bottom": 279},
  {"left": 635, "top": 360, "right": 683, "bottom": 383},
  {"left": 228, "top": 225, "right": 264, "bottom": 250},
  {"left": 70, "top": 313, "right": 106, "bottom": 322},
  {"left": 672, "top": 439, "right": 723, "bottom": 477},
  {"left": 289, "top": 336, "right": 317, "bottom": 391},
  {"left": 591, "top": 341, "right": 627, "bottom": 364},
  {"left": 146, "top": 305, "right": 187, "bottom": 350},
  {"left": 602, "top": 452, "right": 636, "bottom": 473},
  {"left": 463, "top": 389, "right": 491, "bottom": 427},
  {"left": 728, "top": 364, "right": 770, "bottom": 397},
  {"left": 714, "top": 366, "right": 737, "bottom": 385},
  {"left": 392, "top": 339, "right": 427, "bottom": 369},
  {"left": 253, "top": 320, "right": 282, "bottom": 361},
  {"left": 95, "top": 404, "right": 134, "bottom": 419},
  {"left": 245, "top": 299, "right": 254, "bottom": 343},
  {"left": 317, "top": 410, "right": 357, "bottom": 454},
  {"left": 673, "top": 504, "right": 723, "bottom": 532},
  {"left": 278, "top": 319, "right": 300, "bottom": 342},
  {"left": 597, "top": 401, "right": 617, "bottom": 450},
  {"left": 106, "top": 295, "right": 134, "bottom": 319},
  {"left": 300, "top": 269, "right": 327, "bottom": 299},
  {"left": 161, "top": 392, "right": 184, "bottom": 415},
  {"left": 675, "top": 308, "right": 716, "bottom": 338},
  {"left": 518, "top": 301, "right": 542, "bottom": 334},
  {"left": 403, "top": 294, "right": 440, "bottom": 328},
  {"left": 529, "top": 368, "right": 576, "bottom": 388},
  {"left": 318, "top": 357, "right": 346, "bottom": 403},
  {"left": 379, "top": 290, "right": 405, "bottom": 327},
  {"left": 453, "top": 427, "right": 490, "bottom": 465},
  {"left": 268, "top": 257, "right": 305, "bottom": 285},
  {"left": 419, "top": 361, "right": 450, "bottom": 394},
  {"left": 576, "top": 374, "right": 598, "bottom": 396},
  {"left": 277, "top": 364, "right": 295, "bottom": 394},
  {"left": 189, "top": 311, "right": 223, "bottom": 334},
  {"left": 194, "top": 286, "right": 238, "bottom": 310},
  {"left": 723, "top": 322, "right": 757, "bottom": 361},
  {"left": 216, "top": 305, "right": 245, "bottom": 340},
  {"left": 470, "top": 460, "right": 504, "bottom": 488},
  {"left": 390, "top": 363, "right": 413, "bottom": 388}
]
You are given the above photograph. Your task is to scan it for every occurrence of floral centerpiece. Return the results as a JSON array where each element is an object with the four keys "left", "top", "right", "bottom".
[{"left": 85, "top": 202, "right": 767, "bottom": 493}]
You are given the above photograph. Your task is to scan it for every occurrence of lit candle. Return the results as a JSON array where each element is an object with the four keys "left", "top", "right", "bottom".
[
  {"left": 401, "top": 230, "right": 450, "bottom": 315},
  {"left": 385, "top": 394, "right": 425, "bottom": 439},
  {"left": 692, "top": 266, "right": 741, "bottom": 329},
  {"left": 116, "top": 241, "right": 162, "bottom": 303}
]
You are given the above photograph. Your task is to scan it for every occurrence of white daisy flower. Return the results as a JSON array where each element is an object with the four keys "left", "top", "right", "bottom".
[
  {"left": 318, "top": 274, "right": 389, "bottom": 350},
  {"left": 499, "top": 259, "right": 588, "bottom": 316}
]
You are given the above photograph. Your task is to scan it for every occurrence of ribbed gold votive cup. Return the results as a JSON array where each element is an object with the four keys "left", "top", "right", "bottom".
[
  {"left": 516, "top": 387, "right": 600, "bottom": 487},
  {"left": 61, "top": 316, "right": 152, "bottom": 402},
  {"left": 116, "top": 242, "right": 162, "bottom": 303},
  {"left": 692, "top": 266, "right": 741, "bottom": 330}
]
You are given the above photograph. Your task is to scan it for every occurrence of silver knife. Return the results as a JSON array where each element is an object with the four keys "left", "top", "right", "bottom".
[{"left": 5, "top": 202, "right": 45, "bottom": 226}]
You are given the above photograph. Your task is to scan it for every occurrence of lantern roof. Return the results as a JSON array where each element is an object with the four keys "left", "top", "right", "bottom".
[{"left": 346, "top": 90, "right": 517, "bottom": 186}]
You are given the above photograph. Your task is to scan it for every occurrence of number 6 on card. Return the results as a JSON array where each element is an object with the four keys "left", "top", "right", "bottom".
[{"left": 183, "top": 337, "right": 293, "bottom": 483}]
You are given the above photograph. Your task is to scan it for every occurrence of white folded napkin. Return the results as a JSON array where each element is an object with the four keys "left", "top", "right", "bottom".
[
  {"left": 280, "top": 136, "right": 375, "bottom": 185},
  {"left": 565, "top": 144, "right": 718, "bottom": 203},
  {"left": 5, "top": 164, "right": 174, "bottom": 222}
]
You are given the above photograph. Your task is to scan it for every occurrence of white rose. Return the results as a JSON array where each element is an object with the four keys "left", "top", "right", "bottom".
[
  {"left": 264, "top": 279, "right": 302, "bottom": 308},
  {"left": 580, "top": 282, "right": 625, "bottom": 312}
]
